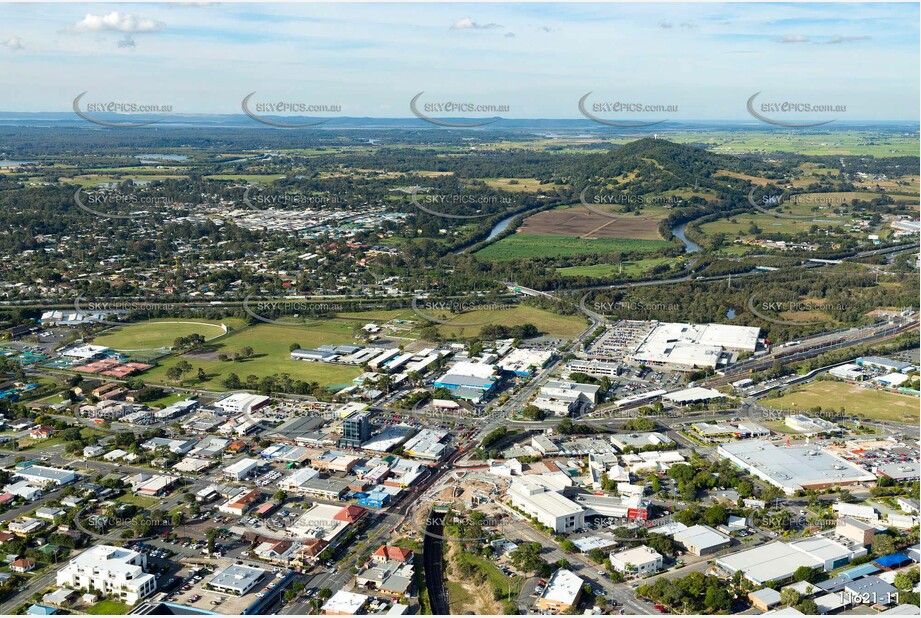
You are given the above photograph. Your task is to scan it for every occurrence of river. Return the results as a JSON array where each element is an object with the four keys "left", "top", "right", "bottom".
[
  {"left": 671, "top": 221, "right": 702, "bottom": 253},
  {"left": 486, "top": 214, "right": 517, "bottom": 241}
]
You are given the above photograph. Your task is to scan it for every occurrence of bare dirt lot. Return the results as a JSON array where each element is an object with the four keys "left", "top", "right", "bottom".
[{"left": 518, "top": 208, "right": 664, "bottom": 240}]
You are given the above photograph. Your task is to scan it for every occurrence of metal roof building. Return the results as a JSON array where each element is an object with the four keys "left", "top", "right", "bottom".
[
  {"left": 672, "top": 524, "right": 731, "bottom": 556},
  {"left": 718, "top": 440, "right": 875, "bottom": 495}
]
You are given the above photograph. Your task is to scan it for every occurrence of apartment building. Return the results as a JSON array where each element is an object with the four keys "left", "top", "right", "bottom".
[{"left": 56, "top": 545, "right": 156, "bottom": 605}]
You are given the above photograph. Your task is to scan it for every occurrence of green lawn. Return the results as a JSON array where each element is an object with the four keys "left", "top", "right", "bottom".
[
  {"left": 143, "top": 391, "right": 194, "bottom": 409},
  {"left": 763, "top": 381, "right": 919, "bottom": 423},
  {"left": 476, "top": 234, "right": 671, "bottom": 261},
  {"left": 92, "top": 318, "right": 245, "bottom": 351},
  {"left": 86, "top": 600, "right": 131, "bottom": 615},
  {"left": 117, "top": 493, "right": 160, "bottom": 508},
  {"left": 142, "top": 322, "right": 362, "bottom": 390}
]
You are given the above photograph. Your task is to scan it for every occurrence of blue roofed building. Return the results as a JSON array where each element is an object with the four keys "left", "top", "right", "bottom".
[
  {"left": 357, "top": 490, "right": 391, "bottom": 508},
  {"left": 837, "top": 563, "right": 880, "bottom": 580},
  {"left": 874, "top": 553, "right": 912, "bottom": 570}
]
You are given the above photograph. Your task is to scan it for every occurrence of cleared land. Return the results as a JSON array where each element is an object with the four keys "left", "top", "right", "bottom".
[
  {"left": 715, "top": 170, "right": 772, "bottom": 185},
  {"left": 764, "top": 381, "right": 919, "bottom": 423},
  {"left": 142, "top": 322, "right": 362, "bottom": 390},
  {"left": 699, "top": 213, "right": 848, "bottom": 239},
  {"left": 476, "top": 234, "right": 670, "bottom": 261},
  {"left": 479, "top": 178, "right": 551, "bottom": 193},
  {"left": 430, "top": 305, "right": 586, "bottom": 339},
  {"left": 92, "top": 318, "right": 243, "bottom": 351},
  {"left": 517, "top": 206, "right": 664, "bottom": 240}
]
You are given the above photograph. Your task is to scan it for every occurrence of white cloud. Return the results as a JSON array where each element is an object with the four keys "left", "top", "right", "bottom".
[
  {"left": 824, "top": 35, "right": 870, "bottom": 45},
  {"left": 72, "top": 11, "right": 165, "bottom": 34},
  {"left": 779, "top": 35, "right": 811, "bottom": 44},
  {"left": 451, "top": 18, "right": 502, "bottom": 31},
  {"left": 2, "top": 36, "right": 24, "bottom": 51}
]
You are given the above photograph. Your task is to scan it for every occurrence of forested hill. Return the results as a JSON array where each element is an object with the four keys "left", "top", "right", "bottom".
[{"left": 565, "top": 137, "right": 771, "bottom": 195}]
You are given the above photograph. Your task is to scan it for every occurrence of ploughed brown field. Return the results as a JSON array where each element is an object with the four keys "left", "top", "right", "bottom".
[{"left": 517, "top": 207, "right": 664, "bottom": 240}]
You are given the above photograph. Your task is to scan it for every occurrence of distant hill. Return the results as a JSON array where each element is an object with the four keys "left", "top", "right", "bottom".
[{"left": 570, "top": 138, "right": 755, "bottom": 197}]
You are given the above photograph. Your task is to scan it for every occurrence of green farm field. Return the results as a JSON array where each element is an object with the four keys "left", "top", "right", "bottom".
[{"left": 475, "top": 234, "right": 671, "bottom": 261}]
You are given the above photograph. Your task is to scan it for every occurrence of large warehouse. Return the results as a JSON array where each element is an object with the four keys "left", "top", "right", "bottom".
[
  {"left": 716, "top": 536, "right": 866, "bottom": 585},
  {"left": 718, "top": 441, "right": 876, "bottom": 495},
  {"left": 631, "top": 322, "right": 760, "bottom": 371},
  {"left": 433, "top": 362, "right": 499, "bottom": 401}
]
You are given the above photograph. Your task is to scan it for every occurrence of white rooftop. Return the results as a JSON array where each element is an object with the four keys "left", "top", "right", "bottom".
[
  {"left": 664, "top": 387, "right": 724, "bottom": 403},
  {"left": 632, "top": 322, "right": 759, "bottom": 368},
  {"left": 322, "top": 590, "right": 368, "bottom": 614},
  {"left": 539, "top": 568, "right": 584, "bottom": 606},
  {"left": 446, "top": 361, "right": 496, "bottom": 379},
  {"left": 717, "top": 541, "right": 822, "bottom": 585},
  {"left": 611, "top": 545, "right": 662, "bottom": 565},
  {"left": 719, "top": 440, "right": 875, "bottom": 494}
]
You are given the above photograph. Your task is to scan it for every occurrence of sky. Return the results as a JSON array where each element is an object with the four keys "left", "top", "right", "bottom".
[{"left": 0, "top": 2, "right": 918, "bottom": 120}]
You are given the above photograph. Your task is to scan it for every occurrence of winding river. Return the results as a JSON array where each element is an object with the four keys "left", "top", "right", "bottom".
[
  {"left": 671, "top": 221, "right": 703, "bottom": 253},
  {"left": 485, "top": 214, "right": 517, "bottom": 241}
]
